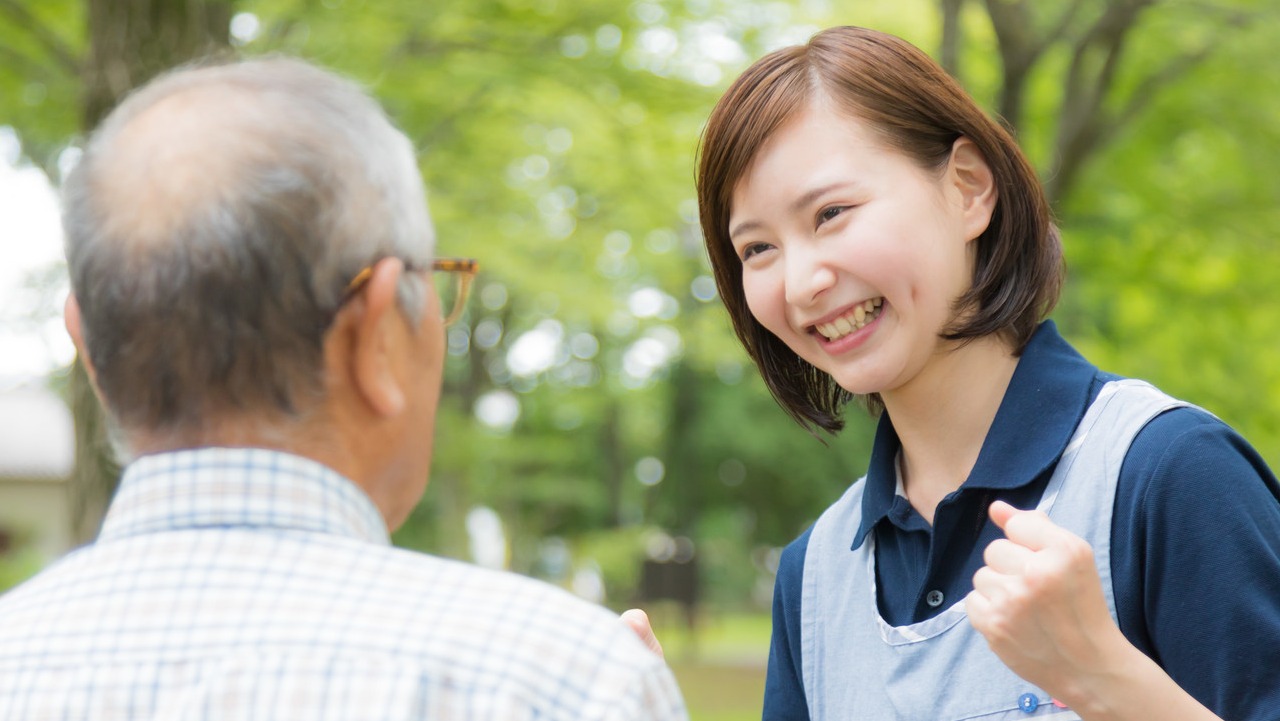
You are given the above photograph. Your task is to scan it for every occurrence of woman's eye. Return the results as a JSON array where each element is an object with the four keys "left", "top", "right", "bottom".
[
  {"left": 817, "top": 205, "right": 848, "bottom": 226},
  {"left": 740, "top": 242, "right": 772, "bottom": 261}
]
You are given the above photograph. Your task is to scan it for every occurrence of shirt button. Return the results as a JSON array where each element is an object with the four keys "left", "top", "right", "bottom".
[
  {"left": 925, "top": 590, "right": 944, "bottom": 607},
  {"left": 1018, "top": 693, "right": 1039, "bottom": 712}
]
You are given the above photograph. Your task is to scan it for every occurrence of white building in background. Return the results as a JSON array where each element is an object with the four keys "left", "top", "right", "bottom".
[{"left": 0, "top": 385, "right": 74, "bottom": 560}]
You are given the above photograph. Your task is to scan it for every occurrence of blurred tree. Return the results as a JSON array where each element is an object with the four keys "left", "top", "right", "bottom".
[
  {"left": 938, "top": 0, "right": 1259, "bottom": 203},
  {"left": 923, "top": 0, "right": 1280, "bottom": 469}
]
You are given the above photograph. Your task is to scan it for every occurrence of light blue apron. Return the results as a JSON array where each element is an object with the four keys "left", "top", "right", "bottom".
[{"left": 800, "top": 380, "right": 1189, "bottom": 720}]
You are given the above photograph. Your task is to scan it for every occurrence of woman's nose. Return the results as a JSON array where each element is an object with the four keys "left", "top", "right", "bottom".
[{"left": 784, "top": 245, "right": 836, "bottom": 308}]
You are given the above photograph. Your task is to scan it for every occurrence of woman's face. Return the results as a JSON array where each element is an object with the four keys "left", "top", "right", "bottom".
[{"left": 728, "top": 102, "right": 990, "bottom": 399}]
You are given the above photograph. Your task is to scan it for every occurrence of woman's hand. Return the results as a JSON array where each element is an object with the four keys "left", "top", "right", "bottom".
[
  {"left": 967, "top": 501, "right": 1220, "bottom": 720},
  {"left": 967, "top": 500, "right": 1123, "bottom": 699}
]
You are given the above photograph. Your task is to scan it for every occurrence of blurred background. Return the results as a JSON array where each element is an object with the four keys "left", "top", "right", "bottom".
[{"left": 1, "top": 0, "right": 1278, "bottom": 718}]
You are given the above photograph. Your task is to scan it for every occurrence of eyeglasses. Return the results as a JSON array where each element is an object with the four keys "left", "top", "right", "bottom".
[{"left": 339, "top": 257, "right": 479, "bottom": 327}]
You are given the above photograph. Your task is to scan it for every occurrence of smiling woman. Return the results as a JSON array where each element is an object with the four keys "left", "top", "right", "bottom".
[{"left": 688, "top": 24, "right": 1280, "bottom": 721}]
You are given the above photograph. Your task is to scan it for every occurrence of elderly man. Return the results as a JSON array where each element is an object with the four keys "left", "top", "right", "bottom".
[{"left": 0, "top": 57, "right": 685, "bottom": 720}]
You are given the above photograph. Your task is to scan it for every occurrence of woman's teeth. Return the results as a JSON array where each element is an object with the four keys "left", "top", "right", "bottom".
[{"left": 816, "top": 298, "right": 884, "bottom": 341}]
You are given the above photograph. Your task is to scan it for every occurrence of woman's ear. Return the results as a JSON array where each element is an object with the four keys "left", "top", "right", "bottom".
[
  {"left": 346, "top": 258, "right": 408, "bottom": 418},
  {"left": 949, "top": 137, "right": 998, "bottom": 242}
]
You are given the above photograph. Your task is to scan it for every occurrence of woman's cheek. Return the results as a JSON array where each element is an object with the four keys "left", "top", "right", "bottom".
[{"left": 743, "top": 274, "right": 785, "bottom": 333}]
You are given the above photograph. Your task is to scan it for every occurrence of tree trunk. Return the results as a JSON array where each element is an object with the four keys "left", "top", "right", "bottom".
[
  {"left": 82, "top": 0, "right": 233, "bottom": 129},
  {"left": 939, "top": 0, "right": 965, "bottom": 81},
  {"left": 69, "top": 0, "right": 233, "bottom": 545},
  {"left": 664, "top": 357, "right": 702, "bottom": 536},
  {"left": 967, "top": 0, "right": 1230, "bottom": 208}
]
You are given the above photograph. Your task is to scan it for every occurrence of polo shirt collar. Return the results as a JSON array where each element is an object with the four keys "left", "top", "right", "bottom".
[
  {"left": 852, "top": 320, "right": 1097, "bottom": 548},
  {"left": 99, "top": 446, "right": 391, "bottom": 545}
]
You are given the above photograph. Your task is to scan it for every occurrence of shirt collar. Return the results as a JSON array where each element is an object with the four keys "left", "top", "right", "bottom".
[
  {"left": 98, "top": 447, "right": 391, "bottom": 545},
  {"left": 852, "top": 320, "right": 1098, "bottom": 548}
]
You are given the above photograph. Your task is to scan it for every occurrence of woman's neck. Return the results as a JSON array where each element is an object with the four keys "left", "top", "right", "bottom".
[{"left": 881, "top": 334, "right": 1019, "bottom": 524}]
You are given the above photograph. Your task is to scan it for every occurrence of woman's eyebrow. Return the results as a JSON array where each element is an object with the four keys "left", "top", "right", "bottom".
[
  {"left": 788, "top": 182, "right": 851, "bottom": 215},
  {"left": 729, "top": 181, "right": 858, "bottom": 240},
  {"left": 728, "top": 218, "right": 762, "bottom": 241}
]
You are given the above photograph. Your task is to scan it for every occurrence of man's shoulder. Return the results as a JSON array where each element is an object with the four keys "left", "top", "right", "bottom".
[
  {"left": 0, "top": 531, "right": 679, "bottom": 714},
  {"left": 0, "top": 531, "right": 636, "bottom": 659},
  {"left": 287, "top": 542, "right": 686, "bottom": 719},
  {"left": 376, "top": 543, "right": 626, "bottom": 629},
  {"left": 0, "top": 569, "right": 686, "bottom": 721},
  {"left": 226, "top": 533, "right": 640, "bottom": 650}
]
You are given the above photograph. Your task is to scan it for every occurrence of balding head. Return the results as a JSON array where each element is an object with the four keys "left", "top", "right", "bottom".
[
  {"left": 95, "top": 83, "right": 296, "bottom": 246},
  {"left": 63, "top": 57, "right": 435, "bottom": 450}
]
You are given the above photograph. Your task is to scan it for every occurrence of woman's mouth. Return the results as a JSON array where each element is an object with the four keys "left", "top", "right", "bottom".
[{"left": 814, "top": 298, "right": 884, "bottom": 341}]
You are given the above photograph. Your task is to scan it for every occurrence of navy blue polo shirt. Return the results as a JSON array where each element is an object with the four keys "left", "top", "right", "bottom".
[{"left": 763, "top": 321, "right": 1280, "bottom": 720}]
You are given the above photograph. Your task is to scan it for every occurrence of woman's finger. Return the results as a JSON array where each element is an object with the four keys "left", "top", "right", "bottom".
[
  {"left": 990, "top": 501, "right": 1074, "bottom": 552},
  {"left": 983, "top": 537, "right": 1035, "bottom": 574}
]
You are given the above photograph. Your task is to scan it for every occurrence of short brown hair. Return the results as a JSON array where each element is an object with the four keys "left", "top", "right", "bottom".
[{"left": 697, "top": 26, "right": 1063, "bottom": 434}]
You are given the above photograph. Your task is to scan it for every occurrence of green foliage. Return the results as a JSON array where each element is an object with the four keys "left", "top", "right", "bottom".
[
  {"left": 571, "top": 524, "right": 655, "bottom": 601},
  {"left": 662, "top": 612, "right": 770, "bottom": 720},
  {"left": 0, "top": 0, "right": 84, "bottom": 172},
  {"left": 0, "top": 548, "right": 43, "bottom": 593},
  {"left": 1052, "top": 1, "right": 1280, "bottom": 461}
]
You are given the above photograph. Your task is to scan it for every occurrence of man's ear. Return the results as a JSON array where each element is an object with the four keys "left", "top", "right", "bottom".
[
  {"left": 64, "top": 294, "right": 100, "bottom": 386},
  {"left": 345, "top": 258, "right": 408, "bottom": 418},
  {"left": 949, "top": 136, "right": 998, "bottom": 242}
]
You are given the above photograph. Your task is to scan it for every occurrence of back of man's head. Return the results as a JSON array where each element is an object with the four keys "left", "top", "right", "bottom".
[{"left": 63, "top": 57, "right": 434, "bottom": 449}]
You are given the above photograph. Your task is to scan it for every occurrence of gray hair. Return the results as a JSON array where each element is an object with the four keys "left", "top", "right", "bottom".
[{"left": 62, "top": 56, "right": 435, "bottom": 439}]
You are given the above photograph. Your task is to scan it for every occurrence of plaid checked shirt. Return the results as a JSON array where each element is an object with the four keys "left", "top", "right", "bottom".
[{"left": 0, "top": 448, "right": 687, "bottom": 720}]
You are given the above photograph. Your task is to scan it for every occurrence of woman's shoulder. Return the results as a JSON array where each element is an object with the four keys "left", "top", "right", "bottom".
[
  {"left": 777, "top": 525, "right": 815, "bottom": 580},
  {"left": 1111, "top": 400, "right": 1280, "bottom": 719},
  {"left": 1123, "top": 404, "right": 1277, "bottom": 499},
  {"left": 1116, "top": 401, "right": 1280, "bottom": 544},
  {"left": 776, "top": 474, "right": 874, "bottom": 588}
]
